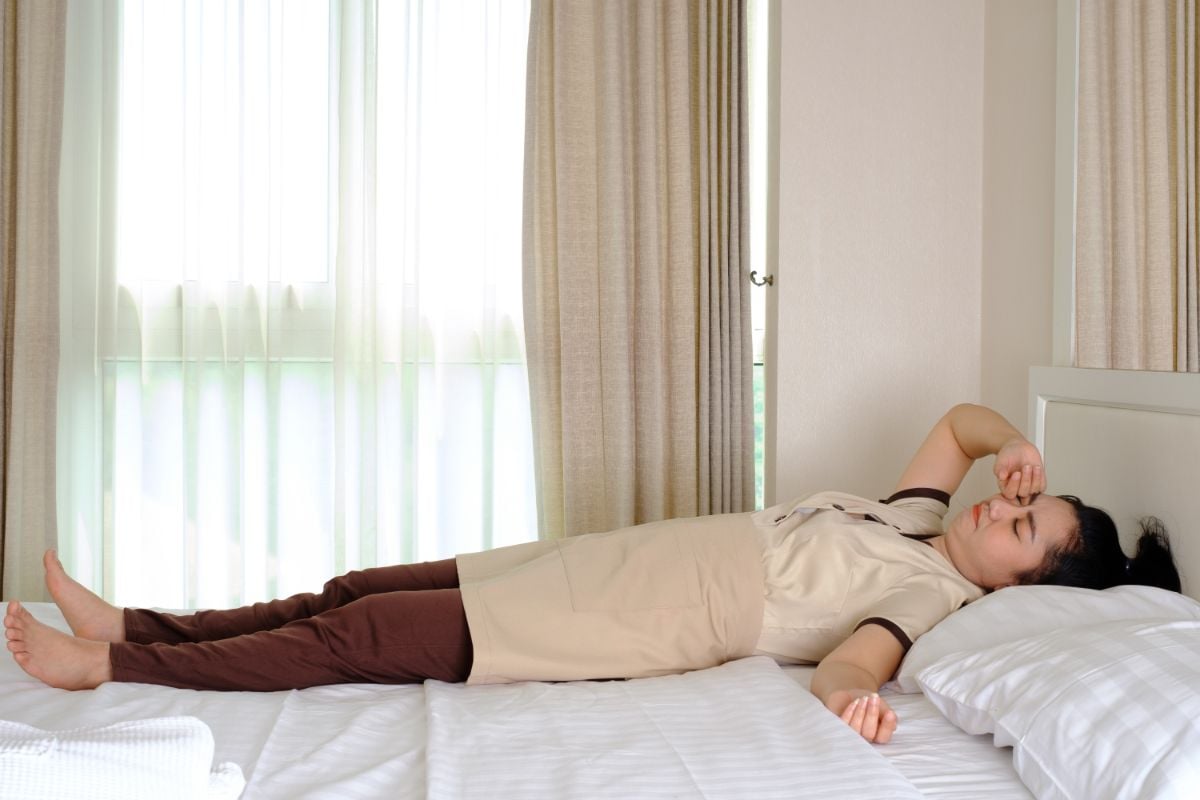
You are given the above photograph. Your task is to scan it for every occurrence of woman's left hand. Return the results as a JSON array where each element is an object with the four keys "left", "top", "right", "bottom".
[
  {"left": 828, "top": 689, "right": 897, "bottom": 744},
  {"left": 993, "top": 437, "right": 1046, "bottom": 505}
]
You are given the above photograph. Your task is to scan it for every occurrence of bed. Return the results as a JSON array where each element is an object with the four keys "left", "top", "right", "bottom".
[{"left": 3, "top": 366, "right": 1199, "bottom": 799}]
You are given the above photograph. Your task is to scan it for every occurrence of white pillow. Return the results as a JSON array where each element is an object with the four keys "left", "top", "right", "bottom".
[
  {"left": 893, "top": 584, "right": 1200, "bottom": 693},
  {"left": 916, "top": 618, "right": 1200, "bottom": 800}
]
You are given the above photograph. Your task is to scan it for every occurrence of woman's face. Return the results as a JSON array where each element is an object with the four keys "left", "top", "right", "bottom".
[{"left": 942, "top": 494, "right": 1077, "bottom": 590}]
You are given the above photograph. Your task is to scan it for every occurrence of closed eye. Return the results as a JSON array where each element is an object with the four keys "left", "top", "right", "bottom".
[{"left": 1013, "top": 515, "right": 1036, "bottom": 544}]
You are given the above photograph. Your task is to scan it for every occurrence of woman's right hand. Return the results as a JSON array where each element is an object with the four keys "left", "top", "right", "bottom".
[{"left": 993, "top": 437, "right": 1046, "bottom": 505}]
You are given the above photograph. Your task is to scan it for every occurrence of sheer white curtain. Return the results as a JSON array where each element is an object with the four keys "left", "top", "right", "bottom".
[{"left": 58, "top": 0, "right": 535, "bottom": 607}]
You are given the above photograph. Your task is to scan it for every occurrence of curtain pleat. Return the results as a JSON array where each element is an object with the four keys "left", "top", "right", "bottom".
[
  {"left": 523, "top": 0, "right": 753, "bottom": 537},
  {"left": 1076, "top": 0, "right": 1200, "bottom": 371},
  {"left": 0, "top": 0, "right": 66, "bottom": 601},
  {"left": 1179, "top": 0, "right": 1200, "bottom": 368}
]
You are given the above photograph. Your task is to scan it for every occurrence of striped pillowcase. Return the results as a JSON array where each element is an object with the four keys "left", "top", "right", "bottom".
[{"left": 916, "top": 618, "right": 1200, "bottom": 800}]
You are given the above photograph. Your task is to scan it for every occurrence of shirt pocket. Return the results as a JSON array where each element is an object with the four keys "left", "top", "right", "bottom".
[
  {"left": 558, "top": 528, "right": 703, "bottom": 612},
  {"left": 763, "top": 564, "right": 854, "bottom": 632}
]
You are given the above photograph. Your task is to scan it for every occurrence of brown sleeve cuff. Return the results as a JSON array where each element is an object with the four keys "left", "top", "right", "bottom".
[
  {"left": 882, "top": 487, "right": 951, "bottom": 506},
  {"left": 854, "top": 617, "right": 914, "bottom": 652}
]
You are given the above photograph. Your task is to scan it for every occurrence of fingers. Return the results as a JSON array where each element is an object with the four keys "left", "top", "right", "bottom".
[
  {"left": 840, "top": 694, "right": 866, "bottom": 728},
  {"left": 994, "top": 438, "right": 1047, "bottom": 505},
  {"left": 861, "top": 694, "right": 880, "bottom": 741},
  {"left": 998, "top": 464, "right": 1044, "bottom": 505},
  {"left": 1016, "top": 465, "right": 1034, "bottom": 503},
  {"left": 1017, "top": 464, "right": 1045, "bottom": 504},
  {"left": 839, "top": 693, "right": 896, "bottom": 744},
  {"left": 876, "top": 707, "right": 898, "bottom": 744}
]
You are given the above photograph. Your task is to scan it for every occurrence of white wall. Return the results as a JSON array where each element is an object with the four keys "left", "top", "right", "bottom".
[
  {"left": 768, "top": 0, "right": 1057, "bottom": 509},
  {"left": 771, "top": 0, "right": 985, "bottom": 503},
  {"left": 981, "top": 0, "right": 1057, "bottom": 441}
]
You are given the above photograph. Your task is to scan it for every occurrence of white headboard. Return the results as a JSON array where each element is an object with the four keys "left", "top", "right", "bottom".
[{"left": 1029, "top": 367, "right": 1200, "bottom": 600}]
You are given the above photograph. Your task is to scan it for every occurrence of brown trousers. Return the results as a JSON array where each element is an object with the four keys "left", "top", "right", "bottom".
[{"left": 109, "top": 558, "right": 472, "bottom": 691}]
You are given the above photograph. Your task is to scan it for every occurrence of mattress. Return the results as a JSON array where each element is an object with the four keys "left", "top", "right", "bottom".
[{"left": 1, "top": 603, "right": 1029, "bottom": 799}]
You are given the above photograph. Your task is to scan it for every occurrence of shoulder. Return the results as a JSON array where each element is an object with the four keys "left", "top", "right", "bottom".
[{"left": 853, "top": 570, "right": 984, "bottom": 653}]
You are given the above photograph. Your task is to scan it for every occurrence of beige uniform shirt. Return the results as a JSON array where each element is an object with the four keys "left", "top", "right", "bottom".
[
  {"left": 457, "top": 511, "right": 765, "bottom": 685},
  {"left": 456, "top": 488, "right": 981, "bottom": 685},
  {"left": 752, "top": 489, "right": 984, "bottom": 664}
]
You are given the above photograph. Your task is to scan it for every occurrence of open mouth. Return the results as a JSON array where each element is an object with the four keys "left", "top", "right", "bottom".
[{"left": 972, "top": 502, "right": 982, "bottom": 527}]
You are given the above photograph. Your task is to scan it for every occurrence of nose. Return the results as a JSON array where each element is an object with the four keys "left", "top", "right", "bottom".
[{"left": 987, "top": 496, "right": 1021, "bottom": 520}]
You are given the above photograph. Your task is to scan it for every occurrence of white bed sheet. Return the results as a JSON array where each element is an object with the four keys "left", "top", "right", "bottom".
[
  {"left": 0, "top": 604, "right": 427, "bottom": 800},
  {"left": 424, "top": 656, "right": 922, "bottom": 799},
  {"left": 0, "top": 614, "right": 288, "bottom": 783},
  {"left": 785, "top": 666, "right": 1032, "bottom": 800},
  {"left": 243, "top": 684, "right": 425, "bottom": 799},
  {"left": 3, "top": 603, "right": 1025, "bottom": 799}
]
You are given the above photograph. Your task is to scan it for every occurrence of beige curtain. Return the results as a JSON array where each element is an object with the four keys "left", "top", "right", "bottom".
[
  {"left": 523, "top": 0, "right": 753, "bottom": 537},
  {"left": 1076, "top": 0, "right": 1200, "bottom": 371},
  {"left": 0, "top": 0, "right": 65, "bottom": 600}
]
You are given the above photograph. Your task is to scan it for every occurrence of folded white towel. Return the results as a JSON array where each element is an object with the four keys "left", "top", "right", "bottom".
[{"left": 0, "top": 716, "right": 244, "bottom": 800}]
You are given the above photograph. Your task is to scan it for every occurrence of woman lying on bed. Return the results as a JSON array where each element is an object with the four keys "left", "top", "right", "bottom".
[{"left": 5, "top": 404, "right": 1181, "bottom": 745}]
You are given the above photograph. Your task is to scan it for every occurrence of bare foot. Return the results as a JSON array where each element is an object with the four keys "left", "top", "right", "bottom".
[
  {"left": 43, "top": 550, "right": 125, "bottom": 643},
  {"left": 4, "top": 600, "right": 112, "bottom": 690}
]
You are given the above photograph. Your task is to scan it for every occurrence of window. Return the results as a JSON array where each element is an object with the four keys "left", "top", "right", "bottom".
[
  {"left": 748, "top": 0, "right": 771, "bottom": 510},
  {"left": 59, "top": 0, "right": 535, "bottom": 606}
]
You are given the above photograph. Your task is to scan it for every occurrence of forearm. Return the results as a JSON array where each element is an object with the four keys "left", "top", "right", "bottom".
[
  {"left": 812, "top": 627, "right": 902, "bottom": 744},
  {"left": 810, "top": 659, "right": 880, "bottom": 711},
  {"left": 941, "top": 403, "right": 1027, "bottom": 461}
]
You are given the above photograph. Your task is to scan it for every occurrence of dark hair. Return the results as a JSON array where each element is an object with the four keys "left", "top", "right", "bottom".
[{"left": 1015, "top": 495, "right": 1182, "bottom": 592}]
